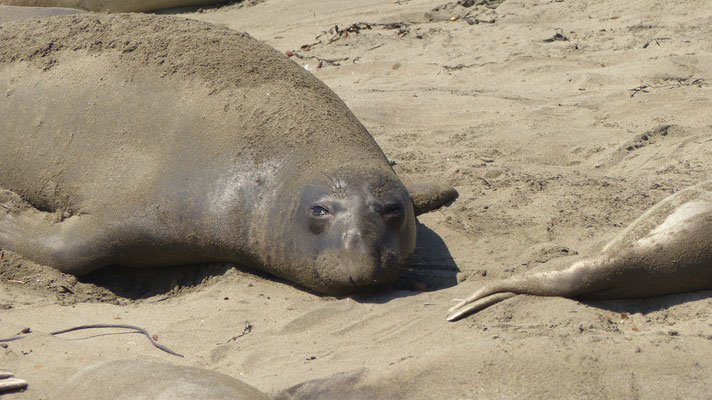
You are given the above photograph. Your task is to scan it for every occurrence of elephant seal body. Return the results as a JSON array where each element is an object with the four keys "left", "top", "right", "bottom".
[
  {"left": 0, "top": 5, "right": 83, "bottom": 23},
  {"left": 55, "top": 360, "right": 271, "bottom": 400},
  {"left": 0, "top": 0, "right": 220, "bottom": 12},
  {"left": 0, "top": 14, "right": 453, "bottom": 295},
  {"left": 448, "top": 179, "right": 712, "bottom": 321}
]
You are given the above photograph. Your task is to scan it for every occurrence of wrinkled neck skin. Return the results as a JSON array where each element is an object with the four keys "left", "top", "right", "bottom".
[{"left": 247, "top": 165, "right": 416, "bottom": 295}]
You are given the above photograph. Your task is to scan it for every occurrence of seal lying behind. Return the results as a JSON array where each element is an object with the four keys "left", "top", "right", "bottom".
[
  {"left": 55, "top": 360, "right": 271, "bottom": 400},
  {"left": 0, "top": 0, "right": 220, "bottom": 12},
  {"left": 0, "top": 5, "right": 83, "bottom": 22},
  {"left": 0, "top": 14, "right": 455, "bottom": 296},
  {"left": 448, "top": 179, "right": 712, "bottom": 321}
]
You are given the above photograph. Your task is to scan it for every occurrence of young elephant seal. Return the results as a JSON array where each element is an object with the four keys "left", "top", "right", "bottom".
[
  {"left": 0, "top": 14, "right": 454, "bottom": 295},
  {"left": 55, "top": 360, "right": 271, "bottom": 400},
  {"left": 448, "top": 179, "right": 712, "bottom": 321},
  {"left": 0, "top": 0, "right": 220, "bottom": 12}
]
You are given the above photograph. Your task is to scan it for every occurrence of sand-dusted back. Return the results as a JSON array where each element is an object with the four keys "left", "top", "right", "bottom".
[{"left": 0, "top": 13, "right": 389, "bottom": 203}]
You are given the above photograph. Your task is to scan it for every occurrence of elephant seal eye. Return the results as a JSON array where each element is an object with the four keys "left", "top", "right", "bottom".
[
  {"left": 382, "top": 203, "right": 403, "bottom": 216},
  {"left": 311, "top": 205, "right": 329, "bottom": 217}
]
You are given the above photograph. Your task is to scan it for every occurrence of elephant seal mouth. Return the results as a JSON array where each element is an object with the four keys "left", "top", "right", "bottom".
[{"left": 312, "top": 249, "right": 402, "bottom": 295}]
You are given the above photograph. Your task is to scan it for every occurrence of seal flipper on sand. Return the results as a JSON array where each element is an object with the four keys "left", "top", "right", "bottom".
[
  {"left": 405, "top": 183, "right": 457, "bottom": 216},
  {"left": 0, "top": 195, "right": 124, "bottom": 276},
  {"left": 0, "top": 185, "right": 230, "bottom": 276},
  {"left": 0, "top": 371, "right": 27, "bottom": 394},
  {"left": 448, "top": 179, "right": 712, "bottom": 321}
]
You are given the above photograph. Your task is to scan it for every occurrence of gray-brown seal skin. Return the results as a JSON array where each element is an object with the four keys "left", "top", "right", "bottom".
[
  {"left": 0, "top": 5, "right": 84, "bottom": 23},
  {"left": 55, "top": 360, "right": 271, "bottom": 400},
  {"left": 0, "top": 0, "right": 220, "bottom": 12},
  {"left": 0, "top": 14, "right": 455, "bottom": 295},
  {"left": 448, "top": 179, "right": 712, "bottom": 321}
]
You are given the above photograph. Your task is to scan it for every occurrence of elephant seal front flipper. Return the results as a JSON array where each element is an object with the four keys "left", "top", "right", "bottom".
[
  {"left": 448, "top": 179, "right": 712, "bottom": 321},
  {"left": 406, "top": 183, "right": 457, "bottom": 216},
  {"left": 0, "top": 185, "right": 208, "bottom": 275},
  {"left": 0, "top": 192, "right": 116, "bottom": 275}
]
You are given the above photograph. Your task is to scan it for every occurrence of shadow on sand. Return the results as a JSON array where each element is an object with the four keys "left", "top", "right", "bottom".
[
  {"left": 351, "top": 220, "right": 459, "bottom": 304},
  {"left": 581, "top": 289, "right": 712, "bottom": 315}
]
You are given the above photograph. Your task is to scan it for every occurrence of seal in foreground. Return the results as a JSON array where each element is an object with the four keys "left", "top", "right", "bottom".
[
  {"left": 0, "top": 14, "right": 454, "bottom": 295},
  {"left": 448, "top": 179, "right": 712, "bottom": 321},
  {"left": 55, "top": 360, "right": 271, "bottom": 400}
]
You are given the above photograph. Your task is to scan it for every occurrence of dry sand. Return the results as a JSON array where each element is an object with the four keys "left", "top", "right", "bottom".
[{"left": 2, "top": 0, "right": 712, "bottom": 398}]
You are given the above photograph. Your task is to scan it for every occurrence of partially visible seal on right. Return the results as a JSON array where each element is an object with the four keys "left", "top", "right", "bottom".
[{"left": 448, "top": 179, "right": 712, "bottom": 321}]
